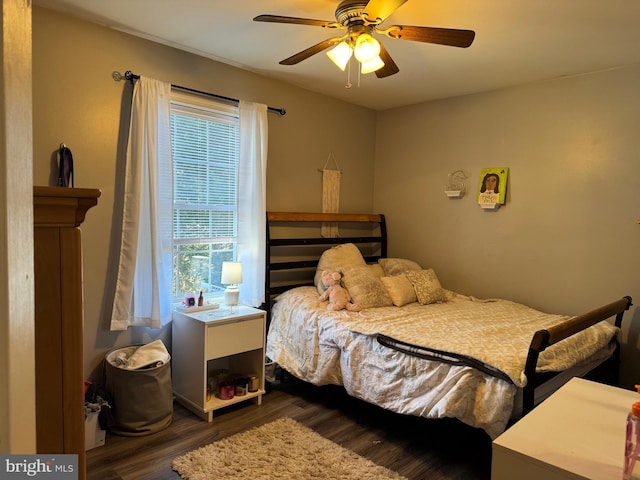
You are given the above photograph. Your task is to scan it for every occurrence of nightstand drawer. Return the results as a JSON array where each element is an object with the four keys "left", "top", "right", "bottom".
[{"left": 206, "top": 317, "right": 263, "bottom": 359}]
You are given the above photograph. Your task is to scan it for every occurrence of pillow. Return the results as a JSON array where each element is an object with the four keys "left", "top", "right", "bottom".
[
  {"left": 404, "top": 269, "right": 448, "bottom": 305},
  {"left": 314, "top": 243, "right": 366, "bottom": 294},
  {"left": 378, "top": 258, "right": 422, "bottom": 277},
  {"left": 342, "top": 266, "right": 393, "bottom": 309},
  {"left": 380, "top": 275, "right": 418, "bottom": 307},
  {"left": 368, "top": 263, "right": 385, "bottom": 278}
]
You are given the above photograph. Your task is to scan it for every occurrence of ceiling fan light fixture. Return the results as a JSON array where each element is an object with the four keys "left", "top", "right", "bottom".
[
  {"left": 353, "top": 33, "right": 381, "bottom": 63},
  {"left": 256, "top": 2, "right": 476, "bottom": 82},
  {"left": 327, "top": 41, "right": 353, "bottom": 71},
  {"left": 360, "top": 55, "right": 385, "bottom": 74}
]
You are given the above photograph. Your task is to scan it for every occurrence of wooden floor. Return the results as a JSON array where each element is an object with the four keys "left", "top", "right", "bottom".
[{"left": 86, "top": 377, "right": 492, "bottom": 480}]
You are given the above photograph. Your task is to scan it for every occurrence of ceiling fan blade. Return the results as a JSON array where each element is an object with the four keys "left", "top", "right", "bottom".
[
  {"left": 363, "top": 0, "right": 408, "bottom": 23},
  {"left": 381, "top": 25, "right": 475, "bottom": 48},
  {"left": 279, "top": 37, "right": 343, "bottom": 65},
  {"left": 253, "top": 14, "right": 342, "bottom": 29},
  {"left": 375, "top": 43, "right": 399, "bottom": 78}
]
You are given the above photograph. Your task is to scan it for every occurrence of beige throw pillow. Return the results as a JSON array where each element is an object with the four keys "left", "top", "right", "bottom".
[
  {"left": 314, "top": 243, "right": 366, "bottom": 294},
  {"left": 378, "top": 258, "right": 422, "bottom": 277},
  {"left": 380, "top": 275, "right": 418, "bottom": 307},
  {"left": 404, "top": 269, "right": 448, "bottom": 305},
  {"left": 368, "top": 263, "right": 385, "bottom": 277},
  {"left": 342, "top": 266, "right": 393, "bottom": 309}
]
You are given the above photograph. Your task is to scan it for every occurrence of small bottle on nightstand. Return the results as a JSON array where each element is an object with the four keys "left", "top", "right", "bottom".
[{"left": 624, "top": 385, "right": 640, "bottom": 480}]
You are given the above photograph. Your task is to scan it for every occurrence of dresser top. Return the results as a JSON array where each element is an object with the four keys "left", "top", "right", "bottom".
[
  {"left": 173, "top": 305, "right": 265, "bottom": 325},
  {"left": 494, "top": 377, "right": 637, "bottom": 479}
]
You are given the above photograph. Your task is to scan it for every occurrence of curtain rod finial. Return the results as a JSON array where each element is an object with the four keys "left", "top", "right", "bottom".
[{"left": 124, "top": 70, "right": 139, "bottom": 83}]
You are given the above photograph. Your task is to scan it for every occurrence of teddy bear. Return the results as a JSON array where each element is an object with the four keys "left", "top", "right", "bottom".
[{"left": 318, "top": 270, "right": 361, "bottom": 312}]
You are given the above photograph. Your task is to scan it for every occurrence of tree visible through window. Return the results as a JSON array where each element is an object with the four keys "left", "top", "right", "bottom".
[{"left": 170, "top": 93, "right": 239, "bottom": 300}]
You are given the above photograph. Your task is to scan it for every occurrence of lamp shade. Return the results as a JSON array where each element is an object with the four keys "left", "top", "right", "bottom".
[
  {"left": 361, "top": 55, "right": 385, "bottom": 74},
  {"left": 354, "top": 33, "right": 381, "bottom": 63},
  {"left": 327, "top": 41, "right": 353, "bottom": 71},
  {"left": 221, "top": 262, "right": 242, "bottom": 285}
]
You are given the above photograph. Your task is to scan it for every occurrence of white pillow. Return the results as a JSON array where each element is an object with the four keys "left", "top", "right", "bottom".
[
  {"left": 368, "top": 263, "right": 385, "bottom": 277},
  {"left": 378, "top": 258, "right": 422, "bottom": 276},
  {"left": 342, "top": 266, "right": 393, "bottom": 309},
  {"left": 314, "top": 243, "right": 366, "bottom": 294}
]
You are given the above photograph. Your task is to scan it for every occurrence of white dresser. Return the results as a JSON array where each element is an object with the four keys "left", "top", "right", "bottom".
[{"left": 492, "top": 377, "right": 637, "bottom": 480}]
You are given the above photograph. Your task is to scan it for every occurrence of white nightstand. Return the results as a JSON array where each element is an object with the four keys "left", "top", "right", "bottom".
[
  {"left": 171, "top": 305, "right": 266, "bottom": 422},
  {"left": 492, "top": 377, "right": 636, "bottom": 480}
]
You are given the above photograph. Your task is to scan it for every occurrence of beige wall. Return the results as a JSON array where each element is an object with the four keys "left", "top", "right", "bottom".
[
  {"left": 32, "top": 6, "right": 640, "bottom": 390},
  {"left": 374, "top": 66, "right": 640, "bottom": 386},
  {"left": 32, "top": 6, "right": 376, "bottom": 380}
]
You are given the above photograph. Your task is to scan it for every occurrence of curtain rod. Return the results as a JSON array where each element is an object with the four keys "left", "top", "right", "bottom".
[{"left": 118, "top": 70, "right": 286, "bottom": 116}]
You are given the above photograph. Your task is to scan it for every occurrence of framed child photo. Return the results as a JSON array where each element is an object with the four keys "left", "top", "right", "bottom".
[{"left": 477, "top": 167, "right": 508, "bottom": 205}]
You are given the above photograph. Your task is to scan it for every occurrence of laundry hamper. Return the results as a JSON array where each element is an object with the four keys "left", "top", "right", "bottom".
[{"left": 104, "top": 344, "right": 173, "bottom": 436}]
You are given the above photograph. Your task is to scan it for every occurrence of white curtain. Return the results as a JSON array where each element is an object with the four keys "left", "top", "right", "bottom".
[
  {"left": 238, "top": 100, "right": 268, "bottom": 307},
  {"left": 110, "top": 76, "right": 174, "bottom": 331}
]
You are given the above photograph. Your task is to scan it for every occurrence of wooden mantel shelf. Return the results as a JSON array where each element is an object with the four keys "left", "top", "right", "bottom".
[
  {"left": 33, "top": 186, "right": 100, "bottom": 480},
  {"left": 33, "top": 186, "right": 101, "bottom": 227}
]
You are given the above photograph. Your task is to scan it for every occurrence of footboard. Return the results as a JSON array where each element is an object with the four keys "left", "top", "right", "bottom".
[{"left": 522, "top": 295, "right": 633, "bottom": 413}]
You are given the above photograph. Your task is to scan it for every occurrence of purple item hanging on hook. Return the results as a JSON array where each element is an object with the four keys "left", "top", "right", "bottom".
[{"left": 58, "top": 143, "right": 74, "bottom": 187}]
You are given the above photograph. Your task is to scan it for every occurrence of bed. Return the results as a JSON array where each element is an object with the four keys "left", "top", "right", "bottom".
[{"left": 263, "top": 211, "right": 633, "bottom": 438}]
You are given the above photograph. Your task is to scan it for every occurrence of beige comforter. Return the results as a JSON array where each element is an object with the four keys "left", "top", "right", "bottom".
[
  {"left": 346, "top": 294, "right": 616, "bottom": 387},
  {"left": 266, "top": 287, "right": 618, "bottom": 438}
]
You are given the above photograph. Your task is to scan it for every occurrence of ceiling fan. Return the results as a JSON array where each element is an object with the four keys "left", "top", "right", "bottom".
[{"left": 253, "top": 0, "right": 475, "bottom": 78}]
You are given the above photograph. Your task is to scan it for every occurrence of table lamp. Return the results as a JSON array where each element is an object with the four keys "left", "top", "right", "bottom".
[{"left": 221, "top": 261, "right": 242, "bottom": 308}]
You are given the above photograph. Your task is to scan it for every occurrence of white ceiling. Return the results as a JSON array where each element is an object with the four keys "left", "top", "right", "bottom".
[{"left": 34, "top": 0, "right": 640, "bottom": 111}]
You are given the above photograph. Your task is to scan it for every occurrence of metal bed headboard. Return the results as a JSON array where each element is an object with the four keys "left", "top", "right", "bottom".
[{"left": 262, "top": 211, "right": 387, "bottom": 323}]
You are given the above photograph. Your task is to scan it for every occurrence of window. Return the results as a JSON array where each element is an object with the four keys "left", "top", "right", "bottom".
[{"left": 170, "top": 92, "right": 239, "bottom": 300}]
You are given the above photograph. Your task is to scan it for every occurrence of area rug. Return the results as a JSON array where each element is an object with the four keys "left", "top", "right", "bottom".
[{"left": 172, "top": 417, "right": 407, "bottom": 480}]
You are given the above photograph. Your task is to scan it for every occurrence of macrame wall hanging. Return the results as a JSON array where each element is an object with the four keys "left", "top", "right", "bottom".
[{"left": 320, "top": 152, "right": 341, "bottom": 238}]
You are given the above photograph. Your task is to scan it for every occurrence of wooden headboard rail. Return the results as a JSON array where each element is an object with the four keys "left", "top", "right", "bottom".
[
  {"left": 263, "top": 211, "right": 387, "bottom": 318},
  {"left": 268, "top": 211, "right": 385, "bottom": 223}
]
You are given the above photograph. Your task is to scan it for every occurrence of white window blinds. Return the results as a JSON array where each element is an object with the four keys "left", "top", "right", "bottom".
[{"left": 170, "top": 95, "right": 240, "bottom": 299}]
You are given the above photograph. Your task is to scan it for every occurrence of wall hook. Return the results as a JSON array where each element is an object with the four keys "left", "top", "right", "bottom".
[{"left": 445, "top": 170, "right": 467, "bottom": 198}]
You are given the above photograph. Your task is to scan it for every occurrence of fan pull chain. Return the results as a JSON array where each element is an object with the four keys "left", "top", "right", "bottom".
[{"left": 345, "top": 57, "right": 352, "bottom": 89}]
